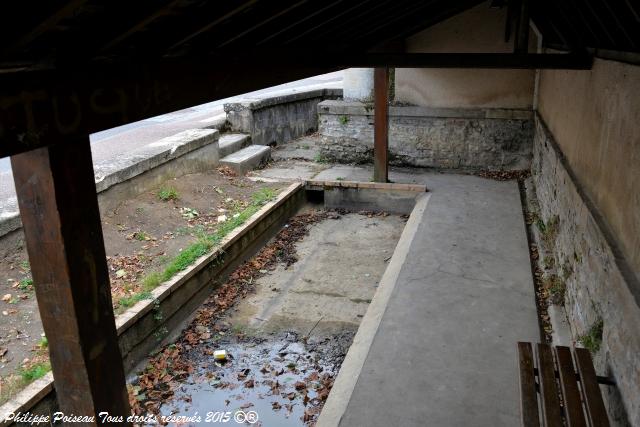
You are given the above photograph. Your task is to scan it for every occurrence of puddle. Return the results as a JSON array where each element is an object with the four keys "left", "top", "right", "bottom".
[{"left": 144, "top": 331, "right": 353, "bottom": 426}]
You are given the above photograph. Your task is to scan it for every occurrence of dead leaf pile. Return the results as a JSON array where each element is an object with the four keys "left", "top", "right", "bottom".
[
  {"left": 217, "top": 166, "right": 237, "bottom": 178},
  {"left": 476, "top": 169, "right": 531, "bottom": 181}
]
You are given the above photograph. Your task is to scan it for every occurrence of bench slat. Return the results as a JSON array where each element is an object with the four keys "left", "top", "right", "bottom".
[
  {"left": 518, "top": 342, "right": 540, "bottom": 427},
  {"left": 574, "top": 348, "right": 610, "bottom": 427},
  {"left": 555, "top": 346, "right": 587, "bottom": 427},
  {"left": 536, "top": 343, "right": 563, "bottom": 427}
]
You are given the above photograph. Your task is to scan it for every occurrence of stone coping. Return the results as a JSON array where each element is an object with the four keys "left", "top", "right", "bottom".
[
  {"left": 224, "top": 88, "right": 342, "bottom": 112},
  {"left": 0, "top": 182, "right": 303, "bottom": 425},
  {"left": 305, "top": 180, "right": 428, "bottom": 193},
  {"left": 317, "top": 100, "right": 533, "bottom": 120}
]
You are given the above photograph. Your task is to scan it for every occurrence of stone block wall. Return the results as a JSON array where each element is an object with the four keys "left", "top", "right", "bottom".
[
  {"left": 225, "top": 88, "right": 342, "bottom": 146},
  {"left": 532, "top": 115, "right": 640, "bottom": 426},
  {"left": 317, "top": 100, "right": 533, "bottom": 170}
]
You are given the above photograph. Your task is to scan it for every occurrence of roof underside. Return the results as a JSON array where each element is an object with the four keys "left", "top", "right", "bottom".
[{"left": 1, "top": 0, "right": 638, "bottom": 73}]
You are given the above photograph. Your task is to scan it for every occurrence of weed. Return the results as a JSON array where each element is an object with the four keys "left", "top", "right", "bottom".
[
  {"left": 157, "top": 187, "right": 178, "bottom": 201},
  {"left": 142, "top": 272, "right": 162, "bottom": 291},
  {"left": 578, "top": 318, "right": 604, "bottom": 353},
  {"left": 313, "top": 153, "right": 328, "bottom": 164},
  {"left": 154, "top": 326, "right": 169, "bottom": 341},
  {"left": 300, "top": 144, "right": 310, "bottom": 150},
  {"left": 38, "top": 336, "right": 48, "bottom": 348},
  {"left": 338, "top": 115, "right": 350, "bottom": 125},
  {"left": 152, "top": 300, "right": 163, "bottom": 322},
  {"left": 543, "top": 274, "right": 566, "bottom": 305},
  {"left": 18, "top": 278, "right": 33, "bottom": 291},
  {"left": 162, "top": 240, "right": 212, "bottom": 280},
  {"left": 19, "top": 260, "right": 30, "bottom": 272},
  {"left": 180, "top": 207, "right": 199, "bottom": 219},
  {"left": 134, "top": 231, "right": 150, "bottom": 241},
  {"left": 19, "top": 362, "right": 50, "bottom": 382},
  {"left": 538, "top": 215, "right": 559, "bottom": 247},
  {"left": 335, "top": 177, "right": 345, "bottom": 181},
  {"left": 542, "top": 256, "right": 555, "bottom": 270},
  {"left": 135, "top": 207, "right": 145, "bottom": 214}
]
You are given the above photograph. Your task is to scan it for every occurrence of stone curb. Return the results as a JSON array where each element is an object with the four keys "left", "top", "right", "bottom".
[
  {"left": 318, "top": 100, "right": 533, "bottom": 120},
  {"left": 223, "top": 88, "right": 342, "bottom": 112}
]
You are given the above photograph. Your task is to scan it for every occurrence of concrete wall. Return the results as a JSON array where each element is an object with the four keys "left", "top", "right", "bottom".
[
  {"left": 395, "top": 2, "right": 535, "bottom": 109},
  {"left": 318, "top": 100, "right": 533, "bottom": 170},
  {"left": 533, "top": 57, "right": 640, "bottom": 425}
]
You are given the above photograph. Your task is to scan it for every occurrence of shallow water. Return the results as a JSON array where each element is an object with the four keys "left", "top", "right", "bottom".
[{"left": 155, "top": 333, "right": 349, "bottom": 427}]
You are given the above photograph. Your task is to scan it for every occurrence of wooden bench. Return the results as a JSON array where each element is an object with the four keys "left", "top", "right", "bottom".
[{"left": 517, "top": 342, "right": 615, "bottom": 427}]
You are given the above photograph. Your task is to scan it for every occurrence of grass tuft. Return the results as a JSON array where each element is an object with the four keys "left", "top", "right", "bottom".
[
  {"left": 19, "top": 362, "right": 50, "bottom": 382},
  {"left": 157, "top": 187, "right": 179, "bottom": 201}
]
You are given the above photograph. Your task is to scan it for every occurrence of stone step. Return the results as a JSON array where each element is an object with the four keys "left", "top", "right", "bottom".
[
  {"left": 219, "top": 145, "right": 271, "bottom": 175},
  {"left": 219, "top": 133, "right": 251, "bottom": 158}
]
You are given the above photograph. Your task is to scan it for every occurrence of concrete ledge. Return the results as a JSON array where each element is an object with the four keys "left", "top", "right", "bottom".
[
  {"left": 306, "top": 180, "right": 427, "bottom": 215},
  {"left": 316, "top": 193, "right": 431, "bottom": 427},
  {"left": 317, "top": 100, "right": 533, "bottom": 120},
  {"left": 225, "top": 88, "right": 342, "bottom": 112},
  {"left": 0, "top": 183, "right": 305, "bottom": 426},
  {"left": 305, "top": 180, "right": 427, "bottom": 192},
  {"left": 224, "top": 88, "right": 342, "bottom": 146},
  {"left": 94, "top": 129, "right": 219, "bottom": 193}
]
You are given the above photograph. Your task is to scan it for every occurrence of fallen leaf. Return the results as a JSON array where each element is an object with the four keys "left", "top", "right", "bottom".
[{"left": 2, "top": 294, "right": 11, "bottom": 302}]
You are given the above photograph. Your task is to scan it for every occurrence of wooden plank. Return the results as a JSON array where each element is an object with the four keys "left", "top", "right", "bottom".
[
  {"left": 574, "top": 348, "right": 610, "bottom": 427},
  {"left": 373, "top": 67, "right": 389, "bottom": 183},
  {"left": 518, "top": 342, "right": 540, "bottom": 427},
  {"left": 555, "top": 346, "right": 587, "bottom": 427},
  {"left": 11, "top": 141, "right": 131, "bottom": 425},
  {"left": 536, "top": 343, "right": 563, "bottom": 427}
]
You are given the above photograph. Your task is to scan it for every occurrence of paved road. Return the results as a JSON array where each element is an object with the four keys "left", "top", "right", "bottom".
[{"left": 0, "top": 71, "right": 343, "bottom": 219}]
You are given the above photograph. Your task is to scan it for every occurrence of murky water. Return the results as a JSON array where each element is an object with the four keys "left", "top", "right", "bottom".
[{"left": 152, "top": 332, "right": 352, "bottom": 427}]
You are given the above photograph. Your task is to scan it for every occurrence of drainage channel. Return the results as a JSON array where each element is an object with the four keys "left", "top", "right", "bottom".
[{"left": 128, "top": 205, "right": 407, "bottom": 426}]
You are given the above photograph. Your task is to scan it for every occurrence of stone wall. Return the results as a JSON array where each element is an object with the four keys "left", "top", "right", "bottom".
[
  {"left": 318, "top": 100, "right": 533, "bottom": 170},
  {"left": 532, "top": 115, "right": 640, "bottom": 426},
  {"left": 225, "top": 88, "right": 342, "bottom": 146}
]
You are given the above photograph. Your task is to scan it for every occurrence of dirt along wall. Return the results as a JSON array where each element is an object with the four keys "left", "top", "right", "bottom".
[
  {"left": 395, "top": 1, "right": 535, "bottom": 109},
  {"left": 533, "top": 57, "right": 640, "bottom": 426}
]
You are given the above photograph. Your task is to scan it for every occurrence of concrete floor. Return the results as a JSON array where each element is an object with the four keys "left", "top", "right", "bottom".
[{"left": 229, "top": 211, "right": 406, "bottom": 336}]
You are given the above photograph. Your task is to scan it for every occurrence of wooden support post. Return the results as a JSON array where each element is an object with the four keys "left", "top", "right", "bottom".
[
  {"left": 514, "top": 0, "right": 530, "bottom": 53},
  {"left": 11, "top": 141, "right": 131, "bottom": 424},
  {"left": 374, "top": 67, "right": 389, "bottom": 183}
]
